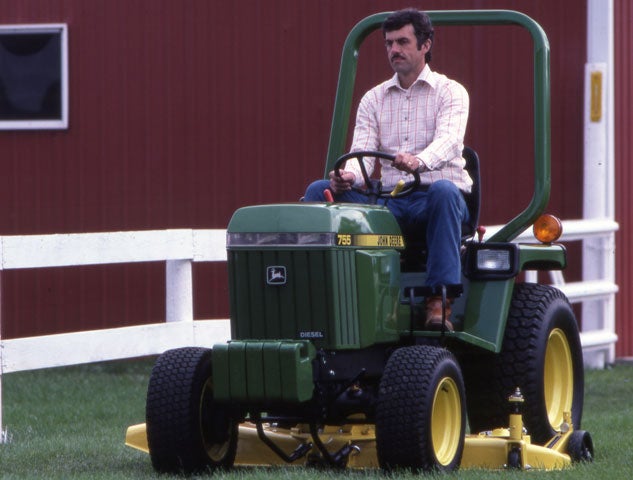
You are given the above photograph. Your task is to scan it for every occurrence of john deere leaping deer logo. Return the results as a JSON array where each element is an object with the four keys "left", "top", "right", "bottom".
[{"left": 266, "top": 266, "right": 287, "bottom": 285}]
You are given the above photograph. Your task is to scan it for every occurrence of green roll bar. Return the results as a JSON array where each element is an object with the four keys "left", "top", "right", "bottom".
[{"left": 324, "top": 10, "right": 550, "bottom": 243}]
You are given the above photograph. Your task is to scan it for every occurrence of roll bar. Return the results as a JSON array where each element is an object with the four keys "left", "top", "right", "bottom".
[{"left": 324, "top": 10, "right": 550, "bottom": 243}]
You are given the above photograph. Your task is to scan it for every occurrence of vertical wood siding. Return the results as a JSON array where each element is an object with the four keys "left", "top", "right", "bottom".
[
  {"left": 0, "top": 0, "right": 626, "bottom": 356},
  {"left": 614, "top": 0, "right": 632, "bottom": 358}
]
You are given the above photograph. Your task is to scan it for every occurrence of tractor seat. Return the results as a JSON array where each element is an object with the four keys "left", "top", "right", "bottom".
[{"left": 400, "top": 147, "right": 481, "bottom": 272}]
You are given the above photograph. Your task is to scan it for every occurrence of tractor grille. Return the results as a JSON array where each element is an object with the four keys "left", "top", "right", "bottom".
[{"left": 228, "top": 249, "right": 360, "bottom": 349}]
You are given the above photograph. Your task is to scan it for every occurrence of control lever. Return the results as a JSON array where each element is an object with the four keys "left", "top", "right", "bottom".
[{"left": 390, "top": 179, "right": 406, "bottom": 197}]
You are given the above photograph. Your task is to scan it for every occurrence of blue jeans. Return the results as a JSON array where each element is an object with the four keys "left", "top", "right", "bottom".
[{"left": 303, "top": 180, "right": 469, "bottom": 287}]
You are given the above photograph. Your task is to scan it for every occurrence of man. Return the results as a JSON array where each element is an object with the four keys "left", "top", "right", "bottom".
[{"left": 303, "top": 9, "right": 471, "bottom": 331}]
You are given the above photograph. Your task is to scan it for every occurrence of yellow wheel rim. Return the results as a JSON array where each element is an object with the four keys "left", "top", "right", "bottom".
[
  {"left": 544, "top": 328, "right": 574, "bottom": 429},
  {"left": 431, "top": 377, "right": 462, "bottom": 466},
  {"left": 200, "top": 378, "right": 232, "bottom": 462}
]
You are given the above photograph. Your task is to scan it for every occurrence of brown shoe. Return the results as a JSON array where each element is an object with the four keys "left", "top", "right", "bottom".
[{"left": 425, "top": 296, "right": 454, "bottom": 331}]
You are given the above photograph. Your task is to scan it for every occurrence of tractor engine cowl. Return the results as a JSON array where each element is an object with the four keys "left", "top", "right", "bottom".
[{"left": 226, "top": 203, "right": 404, "bottom": 350}]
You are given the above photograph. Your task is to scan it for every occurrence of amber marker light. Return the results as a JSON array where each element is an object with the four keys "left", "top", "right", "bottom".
[{"left": 533, "top": 214, "right": 563, "bottom": 243}]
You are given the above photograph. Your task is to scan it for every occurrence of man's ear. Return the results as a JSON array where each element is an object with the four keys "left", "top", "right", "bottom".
[{"left": 419, "top": 38, "right": 431, "bottom": 52}]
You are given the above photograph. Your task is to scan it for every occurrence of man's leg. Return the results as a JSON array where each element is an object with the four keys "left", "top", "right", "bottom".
[
  {"left": 303, "top": 180, "right": 368, "bottom": 203},
  {"left": 420, "top": 180, "right": 469, "bottom": 287},
  {"left": 409, "top": 181, "right": 469, "bottom": 331}
]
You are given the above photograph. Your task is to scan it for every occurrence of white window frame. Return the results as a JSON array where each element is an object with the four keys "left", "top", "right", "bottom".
[{"left": 0, "top": 23, "right": 68, "bottom": 130}]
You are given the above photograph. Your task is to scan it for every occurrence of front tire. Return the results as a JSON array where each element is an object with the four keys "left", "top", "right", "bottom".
[
  {"left": 464, "top": 283, "right": 584, "bottom": 443},
  {"left": 145, "top": 347, "right": 238, "bottom": 473},
  {"left": 375, "top": 345, "right": 466, "bottom": 472}
]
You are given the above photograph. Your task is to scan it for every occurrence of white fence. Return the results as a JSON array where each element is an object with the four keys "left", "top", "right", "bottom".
[
  {"left": 0, "top": 220, "right": 618, "bottom": 440},
  {"left": 0, "top": 229, "right": 232, "bottom": 441}
]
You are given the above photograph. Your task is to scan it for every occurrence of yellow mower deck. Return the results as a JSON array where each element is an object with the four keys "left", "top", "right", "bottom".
[{"left": 126, "top": 417, "right": 575, "bottom": 471}]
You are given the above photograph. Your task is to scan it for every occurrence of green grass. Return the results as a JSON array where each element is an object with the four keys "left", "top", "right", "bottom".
[{"left": 1, "top": 359, "right": 632, "bottom": 479}]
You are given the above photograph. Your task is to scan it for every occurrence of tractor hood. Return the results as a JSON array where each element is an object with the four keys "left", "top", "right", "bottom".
[{"left": 227, "top": 203, "right": 403, "bottom": 244}]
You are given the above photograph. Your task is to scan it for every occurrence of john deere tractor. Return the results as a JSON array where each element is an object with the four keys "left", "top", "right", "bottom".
[{"left": 126, "top": 10, "right": 594, "bottom": 473}]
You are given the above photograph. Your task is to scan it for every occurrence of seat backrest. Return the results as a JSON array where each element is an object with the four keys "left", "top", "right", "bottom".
[{"left": 461, "top": 146, "right": 481, "bottom": 238}]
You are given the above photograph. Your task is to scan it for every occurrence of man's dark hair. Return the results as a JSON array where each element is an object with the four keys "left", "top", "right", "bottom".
[{"left": 382, "top": 8, "right": 434, "bottom": 63}]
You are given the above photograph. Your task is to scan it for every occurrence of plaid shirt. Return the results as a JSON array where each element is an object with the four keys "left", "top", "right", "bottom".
[{"left": 348, "top": 65, "right": 472, "bottom": 192}]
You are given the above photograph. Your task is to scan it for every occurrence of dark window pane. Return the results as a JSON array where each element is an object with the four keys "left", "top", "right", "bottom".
[{"left": 0, "top": 32, "right": 62, "bottom": 120}]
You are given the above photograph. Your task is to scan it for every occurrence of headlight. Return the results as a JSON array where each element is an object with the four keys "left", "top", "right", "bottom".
[
  {"left": 464, "top": 243, "right": 519, "bottom": 280},
  {"left": 477, "top": 249, "right": 511, "bottom": 271},
  {"left": 227, "top": 232, "right": 336, "bottom": 247}
]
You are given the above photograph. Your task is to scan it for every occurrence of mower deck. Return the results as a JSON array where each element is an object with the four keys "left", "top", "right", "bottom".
[{"left": 126, "top": 419, "right": 576, "bottom": 471}]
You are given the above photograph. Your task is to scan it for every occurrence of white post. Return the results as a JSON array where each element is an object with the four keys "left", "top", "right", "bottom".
[
  {"left": 583, "top": 0, "right": 616, "bottom": 367},
  {"left": 165, "top": 260, "right": 193, "bottom": 323}
]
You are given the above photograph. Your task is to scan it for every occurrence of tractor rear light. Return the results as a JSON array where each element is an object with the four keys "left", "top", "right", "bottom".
[
  {"left": 227, "top": 232, "right": 337, "bottom": 247},
  {"left": 533, "top": 214, "right": 563, "bottom": 244}
]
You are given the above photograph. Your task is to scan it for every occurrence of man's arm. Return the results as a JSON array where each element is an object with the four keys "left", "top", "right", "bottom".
[
  {"left": 344, "top": 92, "right": 380, "bottom": 187},
  {"left": 417, "top": 81, "right": 469, "bottom": 171}
]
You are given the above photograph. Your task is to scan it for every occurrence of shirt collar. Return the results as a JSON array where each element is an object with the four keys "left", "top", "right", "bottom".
[{"left": 387, "top": 64, "right": 436, "bottom": 91}]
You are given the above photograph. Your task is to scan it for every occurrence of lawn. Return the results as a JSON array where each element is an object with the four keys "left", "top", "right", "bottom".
[{"left": 1, "top": 359, "right": 632, "bottom": 479}]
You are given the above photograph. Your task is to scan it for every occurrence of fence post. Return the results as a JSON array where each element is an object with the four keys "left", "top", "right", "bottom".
[{"left": 165, "top": 260, "right": 193, "bottom": 323}]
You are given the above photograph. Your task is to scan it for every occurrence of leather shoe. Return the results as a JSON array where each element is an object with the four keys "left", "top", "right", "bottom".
[{"left": 425, "top": 296, "right": 454, "bottom": 331}]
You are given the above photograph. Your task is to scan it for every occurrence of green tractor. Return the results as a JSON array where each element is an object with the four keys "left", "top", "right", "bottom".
[{"left": 126, "top": 10, "right": 593, "bottom": 472}]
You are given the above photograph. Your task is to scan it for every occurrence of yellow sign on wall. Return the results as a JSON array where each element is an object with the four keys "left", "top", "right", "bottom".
[{"left": 590, "top": 71, "right": 602, "bottom": 122}]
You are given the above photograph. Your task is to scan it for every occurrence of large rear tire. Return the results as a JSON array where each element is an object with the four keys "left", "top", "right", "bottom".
[
  {"left": 375, "top": 345, "right": 466, "bottom": 472},
  {"left": 145, "top": 347, "right": 238, "bottom": 473},
  {"left": 464, "top": 283, "right": 584, "bottom": 443}
]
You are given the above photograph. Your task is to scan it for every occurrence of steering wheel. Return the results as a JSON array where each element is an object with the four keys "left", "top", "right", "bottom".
[{"left": 333, "top": 151, "right": 421, "bottom": 202}]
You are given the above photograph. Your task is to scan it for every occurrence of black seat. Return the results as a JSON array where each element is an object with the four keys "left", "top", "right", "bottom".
[
  {"left": 461, "top": 146, "right": 481, "bottom": 238},
  {"left": 400, "top": 147, "right": 481, "bottom": 272}
]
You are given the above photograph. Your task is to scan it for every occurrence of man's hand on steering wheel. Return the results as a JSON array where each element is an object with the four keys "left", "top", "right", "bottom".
[
  {"left": 331, "top": 151, "right": 421, "bottom": 200},
  {"left": 393, "top": 152, "right": 422, "bottom": 174},
  {"left": 328, "top": 169, "right": 356, "bottom": 194}
]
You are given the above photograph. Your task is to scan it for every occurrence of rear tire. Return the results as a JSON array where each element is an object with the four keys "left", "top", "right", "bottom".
[
  {"left": 145, "top": 347, "right": 238, "bottom": 473},
  {"left": 376, "top": 345, "right": 466, "bottom": 472},
  {"left": 464, "top": 283, "right": 584, "bottom": 443}
]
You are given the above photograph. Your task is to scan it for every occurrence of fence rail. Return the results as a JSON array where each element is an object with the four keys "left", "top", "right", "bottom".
[{"left": 0, "top": 220, "right": 618, "bottom": 441}]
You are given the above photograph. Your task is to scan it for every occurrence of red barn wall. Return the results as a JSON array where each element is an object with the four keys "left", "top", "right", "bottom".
[
  {"left": 614, "top": 0, "right": 633, "bottom": 358},
  {"left": 0, "top": 0, "right": 627, "bottom": 357}
]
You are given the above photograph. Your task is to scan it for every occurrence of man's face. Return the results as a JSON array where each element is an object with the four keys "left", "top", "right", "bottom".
[{"left": 384, "top": 24, "right": 428, "bottom": 78}]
